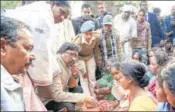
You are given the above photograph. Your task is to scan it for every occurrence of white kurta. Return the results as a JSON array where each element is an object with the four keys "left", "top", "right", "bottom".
[
  {"left": 113, "top": 14, "right": 137, "bottom": 62},
  {"left": 4, "top": 1, "right": 60, "bottom": 86},
  {"left": 53, "top": 19, "right": 75, "bottom": 52}
]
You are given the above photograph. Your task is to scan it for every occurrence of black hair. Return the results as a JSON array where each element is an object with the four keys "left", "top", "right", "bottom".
[
  {"left": 111, "top": 62, "right": 121, "bottom": 70},
  {"left": 50, "top": 0, "right": 71, "bottom": 8},
  {"left": 1, "top": 16, "right": 30, "bottom": 47},
  {"left": 121, "top": 62, "right": 149, "bottom": 88},
  {"left": 132, "top": 51, "right": 142, "bottom": 62},
  {"left": 81, "top": 3, "right": 91, "bottom": 11},
  {"left": 138, "top": 8, "right": 146, "bottom": 15},
  {"left": 57, "top": 42, "right": 80, "bottom": 54},
  {"left": 157, "top": 68, "right": 164, "bottom": 88},
  {"left": 161, "top": 63, "right": 175, "bottom": 96},
  {"left": 153, "top": 8, "right": 161, "bottom": 14},
  {"left": 105, "top": 57, "right": 117, "bottom": 64},
  {"left": 154, "top": 48, "right": 169, "bottom": 67},
  {"left": 140, "top": 0, "right": 148, "bottom": 7}
]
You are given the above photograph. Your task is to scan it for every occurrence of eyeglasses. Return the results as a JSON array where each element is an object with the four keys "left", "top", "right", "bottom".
[{"left": 65, "top": 51, "right": 78, "bottom": 58}]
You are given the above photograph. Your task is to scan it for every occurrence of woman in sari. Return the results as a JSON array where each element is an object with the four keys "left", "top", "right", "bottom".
[{"left": 117, "top": 62, "right": 157, "bottom": 111}]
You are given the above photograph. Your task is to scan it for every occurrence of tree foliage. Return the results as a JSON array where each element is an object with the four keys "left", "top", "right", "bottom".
[
  {"left": 84, "top": 1, "right": 141, "bottom": 16},
  {"left": 1, "top": 1, "right": 22, "bottom": 9}
]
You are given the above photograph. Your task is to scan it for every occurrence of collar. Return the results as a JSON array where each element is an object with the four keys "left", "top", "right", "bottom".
[
  {"left": 1, "top": 65, "right": 22, "bottom": 91},
  {"left": 81, "top": 35, "right": 96, "bottom": 45},
  {"left": 57, "top": 54, "right": 69, "bottom": 70}
]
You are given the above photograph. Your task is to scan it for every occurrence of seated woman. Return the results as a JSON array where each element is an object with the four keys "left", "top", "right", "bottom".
[
  {"left": 148, "top": 48, "right": 169, "bottom": 97},
  {"left": 118, "top": 62, "right": 157, "bottom": 111},
  {"left": 95, "top": 58, "right": 117, "bottom": 101},
  {"left": 161, "top": 61, "right": 175, "bottom": 111}
]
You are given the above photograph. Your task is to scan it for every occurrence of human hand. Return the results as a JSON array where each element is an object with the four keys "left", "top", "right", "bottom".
[
  {"left": 85, "top": 96, "right": 100, "bottom": 107},
  {"left": 71, "top": 65, "right": 79, "bottom": 78}
]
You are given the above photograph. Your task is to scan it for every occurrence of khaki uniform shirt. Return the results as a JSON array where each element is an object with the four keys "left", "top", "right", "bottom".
[
  {"left": 37, "top": 55, "right": 86, "bottom": 103},
  {"left": 72, "top": 34, "right": 102, "bottom": 61}
]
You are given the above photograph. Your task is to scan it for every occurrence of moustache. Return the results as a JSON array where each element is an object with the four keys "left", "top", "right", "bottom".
[{"left": 25, "top": 61, "right": 33, "bottom": 67}]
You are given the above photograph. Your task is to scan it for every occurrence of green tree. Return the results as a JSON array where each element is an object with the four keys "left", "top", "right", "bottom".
[{"left": 1, "top": 1, "right": 22, "bottom": 9}]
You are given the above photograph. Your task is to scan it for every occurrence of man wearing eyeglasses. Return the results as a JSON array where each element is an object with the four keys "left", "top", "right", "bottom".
[
  {"left": 37, "top": 42, "right": 99, "bottom": 111},
  {"left": 4, "top": 1, "right": 71, "bottom": 87}
]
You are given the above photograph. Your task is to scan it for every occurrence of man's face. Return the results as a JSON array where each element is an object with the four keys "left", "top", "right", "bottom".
[
  {"left": 140, "top": 1, "right": 148, "bottom": 12},
  {"left": 98, "top": 4, "right": 106, "bottom": 15},
  {"left": 83, "top": 31, "right": 93, "bottom": 41},
  {"left": 52, "top": 5, "right": 69, "bottom": 23},
  {"left": 123, "top": 11, "right": 131, "bottom": 20},
  {"left": 62, "top": 50, "right": 78, "bottom": 67},
  {"left": 103, "top": 24, "right": 112, "bottom": 32},
  {"left": 82, "top": 7, "right": 92, "bottom": 19},
  {"left": 171, "top": 5, "right": 175, "bottom": 16},
  {"left": 1, "top": 29, "right": 35, "bottom": 75},
  {"left": 137, "top": 11, "right": 145, "bottom": 22}
]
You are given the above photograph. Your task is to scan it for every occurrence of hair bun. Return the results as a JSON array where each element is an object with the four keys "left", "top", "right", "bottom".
[{"left": 139, "top": 74, "right": 150, "bottom": 88}]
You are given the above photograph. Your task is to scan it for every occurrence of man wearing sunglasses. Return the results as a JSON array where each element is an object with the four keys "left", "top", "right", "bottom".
[{"left": 4, "top": 1, "right": 71, "bottom": 87}]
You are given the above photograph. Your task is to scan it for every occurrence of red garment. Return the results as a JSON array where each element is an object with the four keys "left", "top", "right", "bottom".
[{"left": 148, "top": 78, "right": 156, "bottom": 97}]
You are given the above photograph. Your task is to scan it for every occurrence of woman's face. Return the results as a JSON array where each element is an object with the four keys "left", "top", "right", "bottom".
[
  {"left": 111, "top": 67, "right": 121, "bottom": 81},
  {"left": 149, "top": 56, "right": 158, "bottom": 75},
  {"left": 163, "top": 81, "right": 175, "bottom": 108},
  {"left": 117, "top": 71, "right": 132, "bottom": 90},
  {"left": 155, "top": 80, "right": 167, "bottom": 102}
]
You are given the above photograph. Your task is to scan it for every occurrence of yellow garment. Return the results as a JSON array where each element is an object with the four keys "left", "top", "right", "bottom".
[{"left": 129, "top": 96, "right": 157, "bottom": 111}]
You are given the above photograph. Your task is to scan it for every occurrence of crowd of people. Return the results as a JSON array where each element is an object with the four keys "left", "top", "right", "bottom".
[{"left": 1, "top": 0, "right": 175, "bottom": 111}]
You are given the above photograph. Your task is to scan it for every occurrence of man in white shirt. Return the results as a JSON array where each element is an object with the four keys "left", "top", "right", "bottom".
[
  {"left": 4, "top": 1, "right": 71, "bottom": 86},
  {"left": 1, "top": 16, "right": 35, "bottom": 111},
  {"left": 113, "top": 5, "right": 137, "bottom": 62}
]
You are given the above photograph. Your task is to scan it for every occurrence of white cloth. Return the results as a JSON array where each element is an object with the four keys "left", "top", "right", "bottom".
[
  {"left": 113, "top": 14, "right": 137, "bottom": 62},
  {"left": 1, "top": 65, "right": 24, "bottom": 111},
  {"left": 4, "top": 1, "right": 60, "bottom": 86},
  {"left": 54, "top": 19, "right": 75, "bottom": 51}
]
